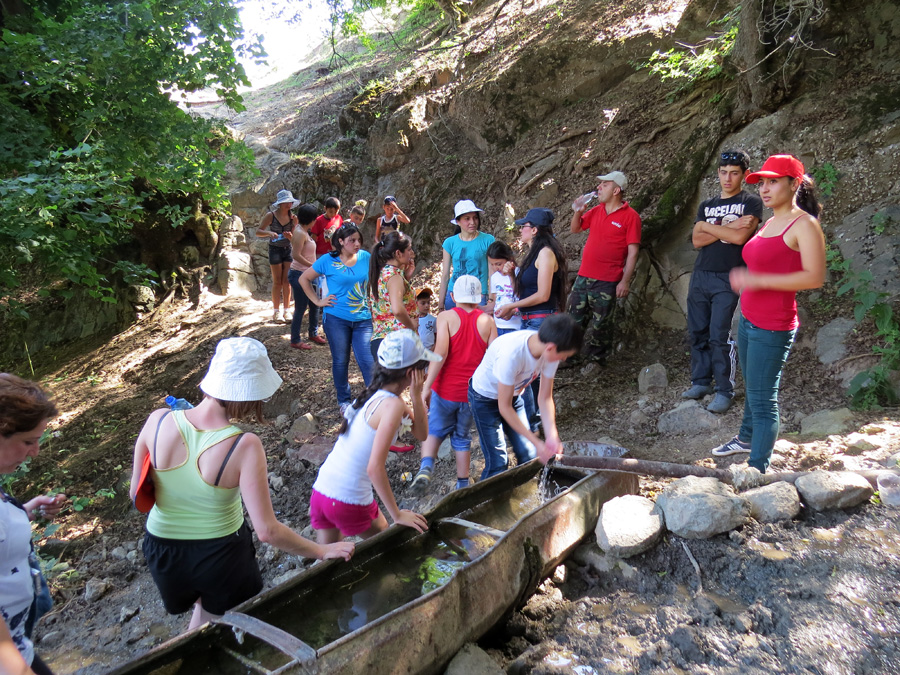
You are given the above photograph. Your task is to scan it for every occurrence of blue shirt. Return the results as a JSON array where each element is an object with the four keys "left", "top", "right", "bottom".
[
  {"left": 442, "top": 232, "right": 495, "bottom": 289},
  {"left": 312, "top": 250, "right": 372, "bottom": 321}
]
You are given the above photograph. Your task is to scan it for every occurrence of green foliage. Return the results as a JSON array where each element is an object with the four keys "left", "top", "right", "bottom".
[
  {"left": 641, "top": 8, "right": 739, "bottom": 90},
  {"left": 810, "top": 163, "right": 839, "bottom": 198},
  {"left": 0, "top": 0, "right": 258, "bottom": 310},
  {"left": 834, "top": 258, "right": 900, "bottom": 409},
  {"left": 872, "top": 211, "right": 893, "bottom": 236}
]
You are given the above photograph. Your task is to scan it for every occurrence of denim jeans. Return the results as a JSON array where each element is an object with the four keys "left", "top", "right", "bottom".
[
  {"left": 428, "top": 390, "right": 474, "bottom": 452},
  {"left": 288, "top": 269, "right": 319, "bottom": 344},
  {"left": 736, "top": 314, "right": 796, "bottom": 473},
  {"left": 468, "top": 383, "right": 536, "bottom": 480},
  {"left": 322, "top": 314, "right": 375, "bottom": 405}
]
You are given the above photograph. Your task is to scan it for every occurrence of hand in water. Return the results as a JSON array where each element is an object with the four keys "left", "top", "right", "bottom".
[
  {"left": 322, "top": 541, "right": 355, "bottom": 561},
  {"left": 537, "top": 436, "right": 562, "bottom": 464}
]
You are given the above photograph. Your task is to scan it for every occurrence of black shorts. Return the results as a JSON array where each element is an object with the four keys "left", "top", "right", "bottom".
[
  {"left": 143, "top": 521, "right": 263, "bottom": 616},
  {"left": 268, "top": 245, "right": 292, "bottom": 265}
]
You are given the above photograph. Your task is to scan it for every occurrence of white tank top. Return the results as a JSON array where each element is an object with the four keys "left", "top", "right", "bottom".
[{"left": 313, "top": 390, "right": 400, "bottom": 505}]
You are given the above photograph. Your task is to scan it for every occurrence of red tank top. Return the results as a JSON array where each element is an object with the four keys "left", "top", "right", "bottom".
[
  {"left": 433, "top": 308, "right": 488, "bottom": 403},
  {"left": 740, "top": 216, "right": 803, "bottom": 331}
]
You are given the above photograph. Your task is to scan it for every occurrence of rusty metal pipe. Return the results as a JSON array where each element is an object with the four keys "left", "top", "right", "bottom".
[{"left": 554, "top": 455, "right": 900, "bottom": 489}]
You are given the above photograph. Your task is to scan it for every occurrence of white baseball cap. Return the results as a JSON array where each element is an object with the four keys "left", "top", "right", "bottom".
[
  {"left": 452, "top": 275, "right": 482, "bottom": 304},
  {"left": 450, "top": 199, "right": 484, "bottom": 225},
  {"left": 200, "top": 338, "right": 283, "bottom": 401},
  {"left": 377, "top": 329, "right": 442, "bottom": 369},
  {"left": 272, "top": 189, "right": 301, "bottom": 209},
  {"left": 596, "top": 171, "right": 628, "bottom": 190}
]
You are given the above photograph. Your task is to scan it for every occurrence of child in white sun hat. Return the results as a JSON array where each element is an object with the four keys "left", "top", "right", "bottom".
[
  {"left": 310, "top": 330, "right": 440, "bottom": 542},
  {"left": 438, "top": 199, "right": 495, "bottom": 311}
]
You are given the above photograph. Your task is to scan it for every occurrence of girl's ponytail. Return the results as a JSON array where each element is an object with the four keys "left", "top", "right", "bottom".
[{"left": 796, "top": 175, "right": 822, "bottom": 219}]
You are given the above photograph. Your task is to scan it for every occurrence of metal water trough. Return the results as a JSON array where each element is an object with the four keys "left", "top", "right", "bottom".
[{"left": 107, "top": 442, "right": 633, "bottom": 675}]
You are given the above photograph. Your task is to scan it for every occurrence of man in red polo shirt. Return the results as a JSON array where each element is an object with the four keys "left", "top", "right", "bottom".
[{"left": 568, "top": 171, "right": 641, "bottom": 363}]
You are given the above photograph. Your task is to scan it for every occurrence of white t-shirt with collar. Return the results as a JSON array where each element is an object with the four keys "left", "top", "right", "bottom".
[{"left": 471, "top": 330, "right": 558, "bottom": 399}]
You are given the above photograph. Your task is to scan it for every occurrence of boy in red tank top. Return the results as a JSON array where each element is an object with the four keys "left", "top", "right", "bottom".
[{"left": 408, "top": 275, "right": 496, "bottom": 496}]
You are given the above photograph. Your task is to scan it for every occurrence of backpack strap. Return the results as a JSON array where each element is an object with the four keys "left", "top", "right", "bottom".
[
  {"left": 214, "top": 433, "right": 245, "bottom": 487},
  {"left": 152, "top": 411, "right": 173, "bottom": 467}
]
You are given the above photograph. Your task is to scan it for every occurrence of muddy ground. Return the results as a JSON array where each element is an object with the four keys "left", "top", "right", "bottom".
[{"left": 9, "top": 268, "right": 897, "bottom": 674}]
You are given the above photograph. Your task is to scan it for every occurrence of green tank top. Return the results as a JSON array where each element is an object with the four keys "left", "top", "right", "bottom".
[{"left": 146, "top": 410, "right": 246, "bottom": 540}]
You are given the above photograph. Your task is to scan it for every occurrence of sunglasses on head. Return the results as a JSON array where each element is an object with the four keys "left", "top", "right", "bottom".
[{"left": 720, "top": 152, "right": 748, "bottom": 168}]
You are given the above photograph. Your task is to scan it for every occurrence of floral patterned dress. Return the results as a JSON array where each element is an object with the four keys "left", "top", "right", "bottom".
[{"left": 370, "top": 264, "right": 415, "bottom": 341}]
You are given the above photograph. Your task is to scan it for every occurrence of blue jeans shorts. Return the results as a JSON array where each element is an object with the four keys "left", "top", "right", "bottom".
[{"left": 427, "top": 390, "right": 474, "bottom": 452}]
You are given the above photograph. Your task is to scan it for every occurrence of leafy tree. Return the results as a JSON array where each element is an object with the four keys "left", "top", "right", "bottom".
[{"left": 0, "top": 0, "right": 259, "bottom": 312}]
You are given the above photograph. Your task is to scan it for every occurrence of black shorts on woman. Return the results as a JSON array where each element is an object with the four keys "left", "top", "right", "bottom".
[{"left": 142, "top": 521, "right": 263, "bottom": 615}]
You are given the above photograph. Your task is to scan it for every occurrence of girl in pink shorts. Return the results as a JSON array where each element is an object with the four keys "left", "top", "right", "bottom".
[{"left": 310, "top": 330, "right": 439, "bottom": 541}]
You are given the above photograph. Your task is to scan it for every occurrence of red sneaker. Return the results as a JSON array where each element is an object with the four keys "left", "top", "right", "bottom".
[
  {"left": 290, "top": 341, "right": 313, "bottom": 350},
  {"left": 389, "top": 444, "right": 415, "bottom": 453},
  {"left": 309, "top": 335, "right": 328, "bottom": 345}
]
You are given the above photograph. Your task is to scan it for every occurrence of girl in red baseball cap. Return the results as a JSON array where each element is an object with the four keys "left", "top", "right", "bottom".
[{"left": 710, "top": 154, "right": 825, "bottom": 473}]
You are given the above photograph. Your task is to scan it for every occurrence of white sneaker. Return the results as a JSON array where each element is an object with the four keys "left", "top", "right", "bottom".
[
  {"left": 272, "top": 309, "right": 279, "bottom": 322},
  {"left": 282, "top": 311, "right": 292, "bottom": 323}
]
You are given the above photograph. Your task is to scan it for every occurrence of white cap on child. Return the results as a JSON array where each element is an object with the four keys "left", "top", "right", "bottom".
[
  {"left": 377, "top": 329, "right": 442, "bottom": 369},
  {"left": 452, "top": 275, "right": 482, "bottom": 304}
]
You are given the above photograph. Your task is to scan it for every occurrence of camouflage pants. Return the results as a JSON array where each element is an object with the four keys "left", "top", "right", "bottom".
[{"left": 567, "top": 276, "right": 618, "bottom": 361}]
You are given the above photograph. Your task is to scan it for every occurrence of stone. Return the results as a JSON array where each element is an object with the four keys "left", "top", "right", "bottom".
[
  {"left": 84, "top": 579, "right": 112, "bottom": 602},
  {"left": 638, "top": 363, "right": 668, "bottom": 393},
  {"left": 268, "top": 473, "right": 284, "bottom": 491},
  {"left": 815, "top": 318, "right": 856, "bottom": 365},
  {"left": 595, "top": 495, "right": 664, "bottom": 557},
  {"left": 287, "top": 443, "right": 332, "bottom": 466},
  {"left": 127, "top": 284, "right": 155, "bottom": 306},
  {"left": 774, "top": 439, "right": 798, "bottom": 455},
  {"left": 655, "top": 476, "right": 750, "bottom": 539},
  {"left": 217, "top": 250, "right": 257, "bottom": 295},
  {"left": 657, "top": 400, "right": 724, "bottom": 435},
  {"left": 570, "top": 400, "right": 581, "bottom": 409},
  {"left": 862, "top": 424, "right": 886, "bottom": 434},
  {"left": 180, "top": 245, "right": 200, "bottom": 265},
  {"left": 271, "top": 570, "right": 302, "bottom": 587},
  {"left": 119, "top": 607, "right": 139, "bottom": 624},
  {"left": 289, "top": 413, "right": 318, "bottom": 439},
  {"left": 275, "top": 414, "right": 289, "bottom": 430},
  {"left": 800, "top": 408, "right": 853, "bottom": 437},
  {"left": 126, "top": 550, "right": 139, "bottom": 564},
  {"left": 741, "top": 482, "right": 801, "bottom": 522},
  {"left": 110, "top": 546, "right": 128, "bottom": 560},
  {"left": 884, "top": 451, "right": 900, "bottom": 468},
  {"left": 571, "top": 542, "right": 616, "bottom": 573},
  {"left": 580, "top": 362, "right": 598, "bottom": 376},
  {"left": 437, "top": 436, "right": 452, "bottom": 460},
  {"left": 795, "top": 471, "right": 874, "bottom": 511},
  {"left": 445, "top": 644, "right": 505, "bottom": 675},
  {"left": 630, "top": 409, "right": 649, "bottom": 425},
  {"left": 844, "top": 434, "right": 879, "bottom": 456}
]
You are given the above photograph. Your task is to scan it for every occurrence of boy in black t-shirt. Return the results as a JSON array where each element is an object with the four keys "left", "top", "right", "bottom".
[{"left": 684, "top": 150, "right": 764, "bottom": 413}]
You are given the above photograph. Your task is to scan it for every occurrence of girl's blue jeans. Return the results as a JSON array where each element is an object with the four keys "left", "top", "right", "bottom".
[
  {"left": 322, "top": 314, "right": 375, "bottom": 405},
  {"left": 736, "top": 314, "right": 796, "bottom": 473}
]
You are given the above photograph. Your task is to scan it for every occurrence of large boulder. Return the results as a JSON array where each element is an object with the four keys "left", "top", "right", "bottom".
[
  {"left": 217, "top": 250, "right": 257, "bottom": 295},
  {"left": 595, "top": 495, "right": 664, "bottom": 557},
  {"left": 800, "top": 408, "right": 854, "bottom": 437},
  {"left": 794, "top": 471, "right": 874, "bottom": 511},
  {"left": 655, "top": 476, "right": 749, "bottom": 539},
  {"left": 741, "top": 482, "right": 801, "bottom": 523},
  {"left": 815, "top": 318, "right": 856, "bottom": 366},
  {"left": 657, "top": 400, "right": 724, "bottom": 435}
]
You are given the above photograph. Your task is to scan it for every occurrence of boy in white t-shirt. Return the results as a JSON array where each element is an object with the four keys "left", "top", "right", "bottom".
[
  {"left": 468, "top": 313, "right": 583, "bottom": 479},
  {"left": 416, "top": 288, "right": 437, "bottom": 350},
  {"left": 487, "top": 241, "right": 521, "bottom": 335}
]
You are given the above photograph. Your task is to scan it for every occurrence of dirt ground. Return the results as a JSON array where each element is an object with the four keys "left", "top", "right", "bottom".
[{"left": 8, "top": 270, "right": 896, "bottom": 674}]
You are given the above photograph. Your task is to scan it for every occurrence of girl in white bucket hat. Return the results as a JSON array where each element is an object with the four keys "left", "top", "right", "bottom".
[
  {"left": 438, "top": 199, "right": 495, "bottom": 311},
  {"left": 257, "top": 189, "right": 300, "bottom": 323},
  {"left": 310, "top": 330, "right": 440, "bottom": 542},
  {"left": 132, "top": 337, "right": 353, "bottom": 632}
]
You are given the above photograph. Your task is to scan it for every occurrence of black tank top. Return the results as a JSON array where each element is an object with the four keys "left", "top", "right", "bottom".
[
  {"left": 520, "top": 255, "right": 560, "bottom": 313},
  {"left": 268, "top": 212, "right": 292, "bottom": 248}
]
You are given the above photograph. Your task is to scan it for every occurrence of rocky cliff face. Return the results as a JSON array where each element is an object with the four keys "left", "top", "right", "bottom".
[{"left": 223, "top": 0, "right": 899, "bottom": 379}]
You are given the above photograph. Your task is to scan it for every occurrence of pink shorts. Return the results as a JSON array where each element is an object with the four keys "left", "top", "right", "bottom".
[{"left": 309, "top": 490, "right": 379, "bottom": 536}]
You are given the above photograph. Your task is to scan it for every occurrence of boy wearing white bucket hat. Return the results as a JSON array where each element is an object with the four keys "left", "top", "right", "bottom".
[
  {"left": 438, "top": 199, "right": 495, "bottom": 311},
  {"left": 134, "top": 337, "right": 353, "bottom": 632}
]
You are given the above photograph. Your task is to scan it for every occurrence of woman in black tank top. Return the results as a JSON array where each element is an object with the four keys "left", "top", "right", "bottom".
[{"left": 257, "top": 190, "right": 299, "bottom": 322}]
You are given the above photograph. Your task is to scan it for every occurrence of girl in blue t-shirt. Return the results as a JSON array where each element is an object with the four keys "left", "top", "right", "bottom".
[
  {"left": 438, "top": 199, "right": 495, "bottom": 310},
  {"left": 300, "top": 224, "right": 375, "bottom": 410}
]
